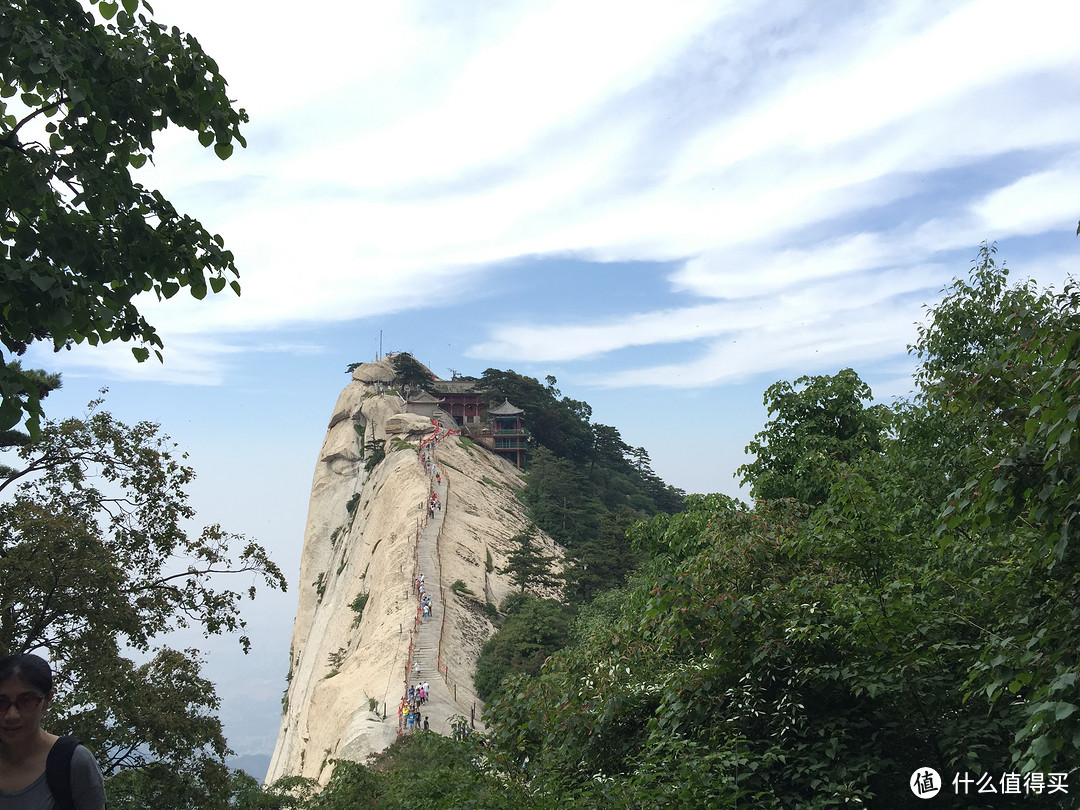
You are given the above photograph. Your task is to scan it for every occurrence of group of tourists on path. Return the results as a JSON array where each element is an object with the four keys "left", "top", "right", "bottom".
[
  {"left": 418, "top": 440, "right": 443, "bottom": 518},
  {"left": 400, "top": 681, "right": 431, "bottom": 733},
  {"left": 414, "top": 574, "right": 434, "bottom": 620}
]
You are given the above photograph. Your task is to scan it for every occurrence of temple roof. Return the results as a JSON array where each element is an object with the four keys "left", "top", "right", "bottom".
[
  {"left": 406, "top": 390, "right": 444, "bottom": 404},
  {"left": 431, "top": 380, "right": 480, "bottom": 393},
  {"left": 489, "top": 398, "right": 523, "bottom": 415}
]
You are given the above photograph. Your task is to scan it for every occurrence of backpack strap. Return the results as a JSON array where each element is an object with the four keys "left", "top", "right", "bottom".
[{"left": 45, "top": 735, "right": 81, "bottom": 810}]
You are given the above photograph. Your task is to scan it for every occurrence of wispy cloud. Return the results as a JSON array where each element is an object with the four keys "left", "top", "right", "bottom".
[{"left": 53, "top": 0, "right": 1080, "bottom": 387}]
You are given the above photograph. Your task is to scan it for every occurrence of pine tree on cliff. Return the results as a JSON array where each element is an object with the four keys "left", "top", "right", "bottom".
[
  {"left": 392, "top": 353, "right": 433, "bottom": 398},
  {"left": 499, "top": 526, "right": 559, "bottom": 594}
]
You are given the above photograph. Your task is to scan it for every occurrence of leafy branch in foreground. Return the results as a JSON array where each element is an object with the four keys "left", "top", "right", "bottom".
[{"left": 1, "top": 0, "right": 248, "bottom": 434}]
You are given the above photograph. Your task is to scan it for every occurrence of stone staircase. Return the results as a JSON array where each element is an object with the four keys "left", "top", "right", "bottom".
[{"left": 400, "top": 441, "right": 484, "bottom": 738}]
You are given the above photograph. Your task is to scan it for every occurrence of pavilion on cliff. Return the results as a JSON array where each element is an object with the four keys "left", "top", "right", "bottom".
[{"left": 488, "top": 399, "right": 527, "bottom": 469}]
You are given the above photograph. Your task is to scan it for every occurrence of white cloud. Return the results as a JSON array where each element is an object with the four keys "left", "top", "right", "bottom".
[
  {"left": 973, "top": 162, "right": 1080, "bottom": 236},
  {"left": 49, "top": 0, "right": 1080, "bottom": 389},
  {"left": 471, "top": 259, "right": 945, "bottom": 367},
  {"left": 26, "top": 334, "right": 242, "bottom": 386}
]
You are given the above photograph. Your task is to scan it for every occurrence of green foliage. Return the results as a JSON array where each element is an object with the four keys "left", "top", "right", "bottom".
[
  {"left": 498, "top": 525, "right": 559, "bottom": 594},
  {"left": 472, "top": 248, "right": 1080, "bottom": 806},
  {"left": 523, "top": 447, "right": 601, "bottom": 549},
  {"left": 326, "top": 648, "right": 346, "bottom": 676},
  {"left": 363, "top": 437, "right": 385, "bottom": 471},
  {"left": 909, "top": 245, "right": 1080, "bottom": 774},
  {"left": 0, "top": 401, "right": 285, "bottom": 803},
  {"left": 474, "top": 377, "right": 685, "bottom": 742},
  {"left": 350, "top": 592, "right": 369, "bottom": 627},
  {"left": 391, "top": 353, "right": 433, "bottom": 397},
  {"left": 345, "top": 492, "right": 360, "bottom": 515},
  {"left": 474, "top": 595, "right": 572, "bottom": 703},
  {"left": 0, "top": 362, "right": 61, "bottom": 452},
  {"left": 304, "top": 733, "right": 539, "bottom": 809},
  {"left": 562, "top": 506, "right": 644, "bottom": 604},
  {"left": 106, "top": 757, "right": 231, "bottom": 810},
  {"left": 223, "top": 770, "right": 316, "bottom": 809},
  {"left": 450, "top": 579, "right": 474, "bottom": 596},
  {"left": 737, "top": 368, "right": 888, "bottom": 506},
  {"left": 481, "top": 369, "right": 685, "bottom": 517},
  {"left": 1, "top": 0, "right": 247, "bottom": 434},
  {"left": 512, "top": 410, "right": 682, "bottom": 605},
  {"left": 485, "top": 546, "right": 494, "bottom": 573}
]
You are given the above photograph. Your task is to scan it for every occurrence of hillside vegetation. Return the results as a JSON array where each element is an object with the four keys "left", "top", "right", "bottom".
[
  {"left": 249, "top": 246, "right": 1080, "bottom": 808},
  {"left": 472, "top": 368, "right": 686, "bottom": 701}
]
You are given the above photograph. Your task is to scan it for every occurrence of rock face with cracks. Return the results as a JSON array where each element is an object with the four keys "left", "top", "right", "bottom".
[{"left": 266, "top": 359, "right": 560, "bottom": 785}]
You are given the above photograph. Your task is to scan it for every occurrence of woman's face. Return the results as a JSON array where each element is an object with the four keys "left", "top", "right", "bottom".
[{"left": 0, "top": 675, "right": 50, "bottom": 747}]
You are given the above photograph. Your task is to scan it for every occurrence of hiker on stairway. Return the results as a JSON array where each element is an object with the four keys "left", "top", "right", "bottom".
[{"left": 0, "top": 653, "right": 107, "bottom": 809}]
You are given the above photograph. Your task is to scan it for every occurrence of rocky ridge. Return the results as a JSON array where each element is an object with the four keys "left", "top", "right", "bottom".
[{"left": 265, "top": 359, "right": 560, "bottom": 785}]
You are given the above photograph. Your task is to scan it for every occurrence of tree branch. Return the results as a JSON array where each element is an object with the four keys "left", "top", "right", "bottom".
[{"left": 1, "top": 95, "right": 70, "bottom": 148}]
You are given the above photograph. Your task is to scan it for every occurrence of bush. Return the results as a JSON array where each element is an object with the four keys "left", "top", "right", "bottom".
[
  {"left": 473, "top": 595, "right": 571, "bottom": 702},
  {"left": 350, "top": 592, "right": 369, "bottom": 627},
  {"left": 450, "top": 579, "right": 474, "bottom": 596}
]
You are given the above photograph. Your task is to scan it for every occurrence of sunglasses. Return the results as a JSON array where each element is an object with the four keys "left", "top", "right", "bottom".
[{"left": 0, "top": 693, "right": 45, "bottom": 713}]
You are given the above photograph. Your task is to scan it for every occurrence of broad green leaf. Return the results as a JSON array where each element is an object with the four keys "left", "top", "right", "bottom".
[
  {"left": 1054, "top": 702, "right": 1078, "bottom": 721},
  {"left": 213, "top": 141, "right": 233, "bottom": 160},
  {"left": 99, "top": 1, "right": 118, "bottom": 18}
]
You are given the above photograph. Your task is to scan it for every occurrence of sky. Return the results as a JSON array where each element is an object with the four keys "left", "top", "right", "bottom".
[{"left": 16, "top": 0, "right": 1080, "bottom": 764}]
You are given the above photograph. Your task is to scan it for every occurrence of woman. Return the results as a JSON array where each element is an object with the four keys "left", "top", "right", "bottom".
[{"left": 0, "top": 654, "right": 106, "bottom": 809}]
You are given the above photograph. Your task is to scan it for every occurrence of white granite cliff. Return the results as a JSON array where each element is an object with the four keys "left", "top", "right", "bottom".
[{"left": 265, "top": 359, "right": 559, "bottom": 785}]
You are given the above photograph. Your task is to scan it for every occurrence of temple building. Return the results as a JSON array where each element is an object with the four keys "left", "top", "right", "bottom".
[
  {"left": 404, "top": 389, "right": 444, "bottom": 420},
  {"left": 431, "top": 380, "right": 486, "bottom": 427},
  {"left": 487, "top": 399, "right": 527, "bottom": 469}
]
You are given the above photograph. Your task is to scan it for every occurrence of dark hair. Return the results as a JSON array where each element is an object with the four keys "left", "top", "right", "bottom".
[{"left": 0, "top": 653, "right": 53, "bottom": 695}]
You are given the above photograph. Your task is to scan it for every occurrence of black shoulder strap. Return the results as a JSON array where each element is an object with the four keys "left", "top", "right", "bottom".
[{"left": 45, "top": 735, "right": 81, "bottom": 810}]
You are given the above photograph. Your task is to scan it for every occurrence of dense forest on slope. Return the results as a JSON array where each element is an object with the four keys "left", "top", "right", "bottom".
[
  {"left": 249, "top": 246, "right": 1080, "bottom": 808},
  {"left": 481, "top": 367, "right": 684, "bottom": 606},
  {"left": 471, "top": 368, "right": 686, "bottom": 700}
]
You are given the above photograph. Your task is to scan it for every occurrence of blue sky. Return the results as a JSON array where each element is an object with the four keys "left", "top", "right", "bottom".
[{"left": 19, "top": 0, "right": 1080, "bottom": 761}]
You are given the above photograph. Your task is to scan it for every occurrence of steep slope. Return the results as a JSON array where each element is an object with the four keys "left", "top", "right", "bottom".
[{"left": 266, "top": 361, "right": 559, "bottom": 785}]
